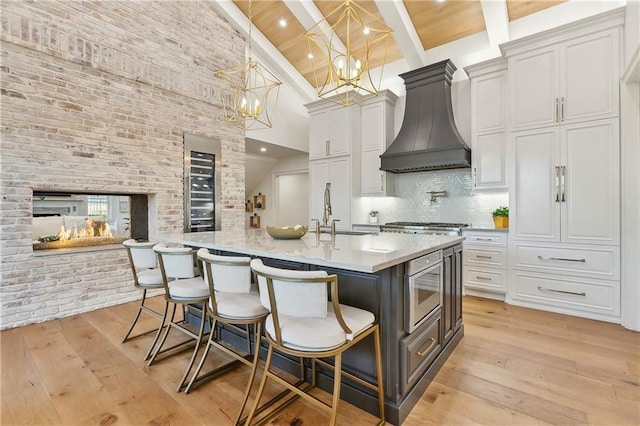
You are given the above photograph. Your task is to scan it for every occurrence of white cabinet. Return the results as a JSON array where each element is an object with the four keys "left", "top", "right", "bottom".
[
  {"left": 308, "top": 103, "right": 354, "bottom": 159},
  {"left": 462, "top": 231, "right": 508, "bottom": 300},
  {"left": 360, "top": 90, "right": 397, "bottom": 196},
  {"left": 306, "top": 98, "right": 361, "bottom": 230},
  {"left": 511, "top": 118, "right": 619, "bottom": 245},
  {"left": 507, "top": 27, "right": 620, "bottom": 132},
  {"left": 309, "top": 158, "right": 351, "bottom": 231},
  {"left": 465, "top": 58, "right": 508, "bottom": 190}
]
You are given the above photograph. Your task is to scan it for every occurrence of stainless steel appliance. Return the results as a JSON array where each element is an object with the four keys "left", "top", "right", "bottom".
[
  {"left": 404, "top": 250, "right": 443, "bottom": 333},
  {"left": 380, "top": 222, "right": 470, "bottom": 236}
]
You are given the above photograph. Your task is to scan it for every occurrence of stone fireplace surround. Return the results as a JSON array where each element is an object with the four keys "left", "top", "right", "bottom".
[{"left": 0, "top": 2, "right": 246, "bottom": 330}]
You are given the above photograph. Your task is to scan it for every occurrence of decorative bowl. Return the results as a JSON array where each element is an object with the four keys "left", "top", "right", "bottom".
[{"left": 266, "top": 225, "right": 308, "bottom": 240}]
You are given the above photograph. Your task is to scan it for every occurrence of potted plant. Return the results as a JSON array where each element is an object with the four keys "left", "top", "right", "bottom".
[
  {"left": 369, "top": 210, "right": 379, "bottom": 224},
  {"left": 491, "top": 206, "right": 509, "bottom": 229}
]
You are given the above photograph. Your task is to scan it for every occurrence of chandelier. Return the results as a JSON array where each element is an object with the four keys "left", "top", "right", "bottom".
[
  {"left": 304, "top": 0, "right": 393, "bottom": 107},
  {"left": 215, "top": 0, "right": 282, "bottom": 131}
]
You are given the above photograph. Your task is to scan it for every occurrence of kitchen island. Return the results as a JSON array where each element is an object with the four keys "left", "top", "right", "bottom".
[{"left": 161, "top": 229, "right": 464, "bottom": 425}]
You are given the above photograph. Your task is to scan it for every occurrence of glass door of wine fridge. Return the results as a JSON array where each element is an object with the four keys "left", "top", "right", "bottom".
[{"left": 184, "top": 134, "right": 221, "bottom": 232}]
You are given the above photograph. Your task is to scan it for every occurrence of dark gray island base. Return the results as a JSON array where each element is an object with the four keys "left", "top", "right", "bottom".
[{"left": 165, "top": 231, "right": 464, "bottom": 425}]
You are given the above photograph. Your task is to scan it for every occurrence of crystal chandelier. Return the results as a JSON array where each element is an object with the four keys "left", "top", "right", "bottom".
[
  {"left": 215, "top": 0, "right": 282, "bottom": 130},
  {"left": 305, "top": 0, "right": 393, "bottom": 107}
]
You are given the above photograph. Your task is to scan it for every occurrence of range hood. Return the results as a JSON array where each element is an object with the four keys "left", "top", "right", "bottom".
[{"left": 380, "top": 59, "right": 470, "bottom": 173}]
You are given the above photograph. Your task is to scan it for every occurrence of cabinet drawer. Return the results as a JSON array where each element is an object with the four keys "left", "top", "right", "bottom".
[
  {"left": 463, "top": 232, "right": 507, "bottom": 246},
  {"left": 463, "top": 267, "right": 506, "bottom": 292},
  {"left": 400, "top": 309, "right": 442, "bottom": 394},
  {"left": 513, "top": 272, "right": 619, "bottom": 316},
  {"left": 513, "top": 244, "right": 619, "bottom": 280},
  {"left": 464, "top": 247, "right": 507, "bottom": 268}
]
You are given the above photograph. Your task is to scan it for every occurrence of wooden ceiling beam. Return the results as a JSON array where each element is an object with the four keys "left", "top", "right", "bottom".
[
  {"left": 480, "top": 0, "right": 510, "bottom": 54},
  {"left": 209, "top": 0, "right": 316, "bottom": 102},
  {"left": 374, "top": 0, "right": 423, "bottom": 70}
]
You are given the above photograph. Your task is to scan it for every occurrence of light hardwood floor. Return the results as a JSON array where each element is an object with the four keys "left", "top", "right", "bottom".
[{"left": 1, "top": 296, "right": 638, "bottom": 425}]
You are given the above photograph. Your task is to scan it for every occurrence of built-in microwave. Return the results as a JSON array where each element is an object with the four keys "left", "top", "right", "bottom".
[{"left": 404, "top": 250, "right": 443, "bottom": 333}]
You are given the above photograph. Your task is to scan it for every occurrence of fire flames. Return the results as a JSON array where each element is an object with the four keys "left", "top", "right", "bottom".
[{"left": 57, "top": 219, "right": 113, "bottom": 242}]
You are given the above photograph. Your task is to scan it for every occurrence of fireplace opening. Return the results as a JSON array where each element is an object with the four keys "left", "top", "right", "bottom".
[{"left": 32, "top": 192, "right": 149, "bottom": 250}]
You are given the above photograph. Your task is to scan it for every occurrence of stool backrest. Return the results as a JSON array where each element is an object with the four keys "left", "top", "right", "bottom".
[
  {"left": 197, "top": 249, "right": 251, "bottom": 293},
  {"left": 250, "top": 259, "right": 328, "bottom": 319},
  {"left": 123, "top": 239, "right": 156, "bottom": 269},
  {"left": 153, "top": 243, "right": 197, "bottom": 279}
]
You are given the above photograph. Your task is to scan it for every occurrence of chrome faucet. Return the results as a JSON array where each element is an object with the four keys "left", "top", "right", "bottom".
[
  {"left": 322, "top": 182, "right": 332, "bottom": 226},
  {"left": 312, "top": 182, "right": 339, "bottom": 235}
]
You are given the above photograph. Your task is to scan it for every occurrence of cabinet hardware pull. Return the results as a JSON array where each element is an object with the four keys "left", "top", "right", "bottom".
[
  {"left": 554, "top": 98, "right": 559, "bottom": 122},
  {"left": 417, "top": 338, "right": 436, "bottom": 357},
  {"left": 555, "top": 166, "right": 561, "bottom": 202},
  {"left": 473, "top": 167, "right": 477, "bottom": 187},
  {"left": 476, "top": 255, "right": 493, "bottom": 259},
  {"left": 560, "top": 165, "right": 566, "bottom": 202},
  {"left": 475, "top": 238, "right": 493, "bottom": 241},
  {"left": 380, "top": 173, "right": 384, "bottom": 191},
  {"left": 476, "top": 276, "right": 492, "bottom": 281},
  {"left": 560, "top": 97, "right": 565, "bottom": 121},
  {"left": 537, "top": 286, "right": 586, "bottom": 296},
  {"left": 325, "top": 140, "right": 330, "bottom": 156},
  {"left": 537, "top": 255, "right": 586, "bottom": 263}
]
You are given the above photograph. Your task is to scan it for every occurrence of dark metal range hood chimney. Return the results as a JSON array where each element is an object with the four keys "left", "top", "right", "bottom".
[{"left": 380, "top": 59, "right": 471, "bottom": 173}]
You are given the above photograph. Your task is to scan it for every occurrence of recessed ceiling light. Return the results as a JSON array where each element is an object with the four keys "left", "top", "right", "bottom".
[
  {"left": 308, "top": 53, "right": 314, "bottom": 59},
  {"left": 437, "top": 0, "right": 446, "bottom": 3},
  {"left": 279, "top": 18, "right": 287, "bottom": 27},
  {"left": 260, "top": 147, "right": 267, "bottom": 152},
  {"left": 363, "top": 27, "right": 370, "bottom": 35}
]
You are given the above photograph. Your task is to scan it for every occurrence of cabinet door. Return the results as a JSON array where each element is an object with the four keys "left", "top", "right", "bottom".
[
  {"left": 560, "top": 29, "right": 619, "bottom": 124},
  {"left": 474, "top": 70, "right": 506, "bottom": 133},
  {"left": 561, "top": 119, "right": 619, "bottom": 245},
  {"left": 309, "top": 158, "right": 351, "bottom": 231},
  {"left": 309, "top": 160, "right": 330, "bottom": 226},
  {"left": 328, "top": 157, "right": 351, "bottom": 230},
  {"left": 360, "top": 99, "right": 394, "bottom": 196},
  {"left": 474, "top": 132, "right": 506, "bottom": 189},
  {"left": 327, "top": 107, "right": 351, "bottom": 157},
  {"left": 309, "top": 110, "right": 329, "bottom": 159},
  {"left": 512, "top": 128, "right": 560, "bottom": 242},
  {"left": 509, "top": 46, "right": 558, "bottom": 131}
]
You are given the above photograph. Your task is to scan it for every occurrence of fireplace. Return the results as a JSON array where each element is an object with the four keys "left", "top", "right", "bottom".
[{"left": 32, "top": 192, "right": 149, "bottom": 250}]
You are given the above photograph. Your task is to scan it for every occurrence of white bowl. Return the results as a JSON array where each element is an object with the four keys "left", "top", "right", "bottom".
[{"left": 266, "top": 225, "right": 308, "bottom": 240}]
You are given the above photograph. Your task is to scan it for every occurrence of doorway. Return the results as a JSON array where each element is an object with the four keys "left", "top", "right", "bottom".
[{"left": 274, "top": 172, "right": 308, "bottom": 226}]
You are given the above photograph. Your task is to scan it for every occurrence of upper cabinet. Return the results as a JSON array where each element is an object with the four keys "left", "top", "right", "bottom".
[
  {"left": 466, "top": 58, "right": 508, "bottom": 191},
  {"left": 308, "top": 102, "right": 356, "bottom": 159},
  {"left": 505, "top": 25, "right": 621, "bottom": 132},
  {"left": 360, "top": 90, "right": 398, "bottom": 197}
]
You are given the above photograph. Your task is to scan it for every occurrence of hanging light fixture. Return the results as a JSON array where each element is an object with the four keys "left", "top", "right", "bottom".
[
  {"left": 304, "top": 0, "right": 393, "bottom": 107},
  {"left": 215, "top": 0, "right": 282, "bottom": 130}
]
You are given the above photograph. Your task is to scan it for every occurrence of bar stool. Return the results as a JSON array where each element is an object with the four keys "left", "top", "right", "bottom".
[
  {"left": 184, "top": 249, "right": 269, "bottom": 425},
  {"left": 121, "top": 239, "right": 168, "bottom": 360},
  {"left": 247, "top": 259, "right": 385, "bottom": 426},
  {"left": 148, "top": 243, "right": 210, "bottom": 392}
]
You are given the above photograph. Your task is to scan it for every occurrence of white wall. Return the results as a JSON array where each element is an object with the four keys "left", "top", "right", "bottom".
[{"left": 246, "top": 154, "right": 309, "bottom": 228}]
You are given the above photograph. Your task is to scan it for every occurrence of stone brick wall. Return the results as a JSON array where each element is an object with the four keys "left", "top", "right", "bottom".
[{"left": 0, "top": 1, "right": 246, "bottom": 329}]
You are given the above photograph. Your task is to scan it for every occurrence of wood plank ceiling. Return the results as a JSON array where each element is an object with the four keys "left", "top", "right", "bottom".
[{"left": 231, "top": 0, "right": 566, "bottom": 89}]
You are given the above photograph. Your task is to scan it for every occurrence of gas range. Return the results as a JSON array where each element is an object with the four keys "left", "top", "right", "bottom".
[{"left": 380, "top": 222, "right": 470, "bottom": 236}]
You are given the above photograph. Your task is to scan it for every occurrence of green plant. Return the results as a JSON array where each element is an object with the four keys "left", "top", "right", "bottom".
[
  {"left": 369, "top": 210, "right": 379, "bottom": 217},
  {"left": 491, "top": 206, "right": 509, "bottom": 217}
]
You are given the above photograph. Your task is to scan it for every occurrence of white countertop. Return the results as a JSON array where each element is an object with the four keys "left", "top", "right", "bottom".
[{"left": 161, "top": 230, "right": 464, "bottom": 273}]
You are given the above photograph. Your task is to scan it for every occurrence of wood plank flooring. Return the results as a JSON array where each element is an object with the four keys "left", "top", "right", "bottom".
[{"left": 1, "top": 296, "right": 638, "bottom": 425}]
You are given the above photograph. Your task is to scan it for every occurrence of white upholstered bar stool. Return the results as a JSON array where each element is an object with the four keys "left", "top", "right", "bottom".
[
  {"left": 184, "top": 249, "right": 269, "bottom": 425},
  {"left": 121, "top": 239, "right": 168, "bottom": 360},
  {"left": 247, "top": 259, "right": 385, "bottom": 426},
  {"left": 148, "top": 243, "right": 210, "bottom": 392}
]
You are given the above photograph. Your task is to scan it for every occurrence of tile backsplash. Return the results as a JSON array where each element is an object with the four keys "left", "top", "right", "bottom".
[{"left": 361, "top": 169, "right": 508, "bottom": 227}]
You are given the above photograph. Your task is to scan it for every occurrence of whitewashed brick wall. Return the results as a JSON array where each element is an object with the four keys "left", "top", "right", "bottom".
[{"left": 0, "top": 1, "right": 247, "bottom": 329}]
